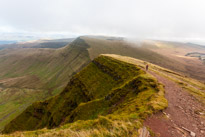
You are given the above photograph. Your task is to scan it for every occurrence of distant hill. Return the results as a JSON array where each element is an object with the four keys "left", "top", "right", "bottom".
[
  {"left": 136, "top": 40, "right": 205, "bottom": 81},
  {"left": 0, "top": 38, "right": 74, "bottom": 50},
  {"left": 0, "top": 41, "right": 17, "bottom": 50}
]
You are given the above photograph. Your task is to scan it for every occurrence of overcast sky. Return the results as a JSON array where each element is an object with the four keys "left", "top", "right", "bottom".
[{"left": 0, "top": 0, "right": 205, "bottom": 43}]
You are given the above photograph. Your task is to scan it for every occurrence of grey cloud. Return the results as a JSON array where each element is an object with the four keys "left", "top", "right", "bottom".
[{"left": 0, "top": 0, "right": 205, "bottom": 44}]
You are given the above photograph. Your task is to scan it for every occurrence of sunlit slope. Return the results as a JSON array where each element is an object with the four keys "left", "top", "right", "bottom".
[{"left": 2, "top": 55, "right": 167, "bottom": 136}]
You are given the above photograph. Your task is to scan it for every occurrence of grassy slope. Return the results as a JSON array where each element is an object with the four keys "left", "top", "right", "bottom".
[
  {"left": 84, "top": 36, "right": 205, "bottom": 81},
  {"left": 84, "top": 37, "right": 205, "bottom": 82},
  {"left": 2, "top": 55, "right": 167, "bottom": 136},
  {"left": 0, "top": 38, "right": 90, "bottom": 89},
  {"left": 1, "top": 36, "right": 204, "bottom": 132},
  {"left": 0, "top": 38, "right": 91, "bottom": 131},
  {"left": 84, "top": 37, "right": 183, "bottom": 71}
]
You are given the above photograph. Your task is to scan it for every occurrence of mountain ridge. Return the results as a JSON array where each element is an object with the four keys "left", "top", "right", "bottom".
[
  {"left": 2, "top": 54, "right": 205, "bottom": 136},
  {"left": 2, "top": 55, "right": 167, "bottom": 134},
  {"left": 0, "top": 36, "right": 205, "bottom": 134}
]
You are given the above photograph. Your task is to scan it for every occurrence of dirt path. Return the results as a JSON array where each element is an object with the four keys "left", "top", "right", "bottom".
[{"left": 144, "top": 71, "right": 205, "bottom": 137}]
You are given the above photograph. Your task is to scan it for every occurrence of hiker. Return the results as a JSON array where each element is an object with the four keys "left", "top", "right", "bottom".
[{"left": 146, "top": 64, "right": 149, "bottom": 71}]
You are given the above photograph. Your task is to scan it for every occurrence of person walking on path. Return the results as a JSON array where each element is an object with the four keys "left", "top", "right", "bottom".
[{"left": 146, "top": 64, "right": 149, "bottom": 71}]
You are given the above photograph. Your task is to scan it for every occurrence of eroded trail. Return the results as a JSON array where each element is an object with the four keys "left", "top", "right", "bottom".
[{"left": 144, "top": 71, "right": 205, "bottom": 137}]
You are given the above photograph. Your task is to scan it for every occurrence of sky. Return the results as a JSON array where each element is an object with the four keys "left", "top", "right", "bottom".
[{"left": 0, "top": 0, "right": 205, "bottom": 44}]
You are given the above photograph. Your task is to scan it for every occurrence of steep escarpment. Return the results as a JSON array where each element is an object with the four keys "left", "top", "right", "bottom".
[
  {"left": 2, "top": 55, "right": 167, "bottom": 134},
  {"left": 0, "top": 37, "right": 91, "bottom": 131}
]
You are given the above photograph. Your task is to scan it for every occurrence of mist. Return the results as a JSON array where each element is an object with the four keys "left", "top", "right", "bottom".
[{"left": 0, "top": 0, "right": 205, "bottom": 44}]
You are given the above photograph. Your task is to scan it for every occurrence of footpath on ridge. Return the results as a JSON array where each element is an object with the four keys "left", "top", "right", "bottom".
[
  {"left": 145, "top": 71, "right": 205, "bottom": 137},
  {"left": 103, "top": 54, "right": 205, "bottom": 137}
]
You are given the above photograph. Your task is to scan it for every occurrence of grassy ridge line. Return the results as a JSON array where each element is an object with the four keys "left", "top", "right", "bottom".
[
  {"left": 2, "top": 55, "right": 167, "bottom": 136},
  {"left": 105, "top": 54, "right": 205, "bottom": 105},
  {"left": 2, "top": 55, "right": 143, "bottom": 132}
]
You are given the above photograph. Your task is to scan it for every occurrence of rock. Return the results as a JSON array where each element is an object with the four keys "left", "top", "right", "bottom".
[
  {"left": 181, "top": 127, "right": 196, "bottom": 137},
  {"left": 190, "top": 132, "right": 196, "bottom": 137},
  {"left": 163, "top": 112, "right": 170, "bottom": 118},
  {"left": 139, "top": 127, "right": 150, "bottom": 137},
  {"left": 199, "top": 112, "right": 205, "bottom": 116},
  {"left": 178, "top": 106, "right": 183, "bottom": 110}
]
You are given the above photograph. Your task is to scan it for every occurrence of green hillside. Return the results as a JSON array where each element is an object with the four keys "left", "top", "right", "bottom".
[
  {"left": 2, "top": 55, "right": 167, "bottom": 136},
  {"left": 0, "top": 38, "right": 91, "bottom": 130}
]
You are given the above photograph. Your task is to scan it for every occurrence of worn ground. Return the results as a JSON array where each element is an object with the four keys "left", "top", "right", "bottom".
[{"left": 145, "top": 71, "right": 205, "bottom": 137}]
